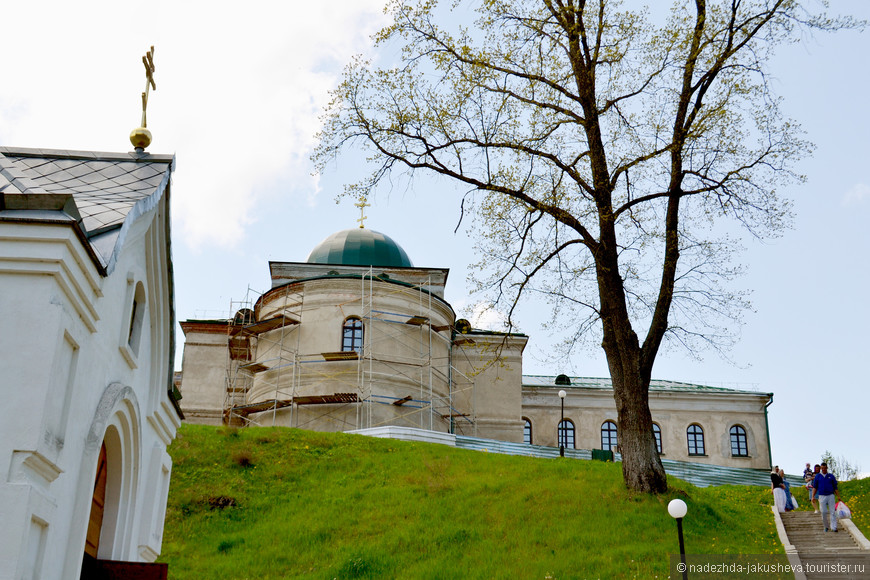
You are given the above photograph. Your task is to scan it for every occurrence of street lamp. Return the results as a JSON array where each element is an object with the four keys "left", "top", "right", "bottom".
[
  {"left": 668, "top": 499, "right": 688, "bottom": 580},
  {"left": 558, "top": 389, "right": 566, "bottom": 457}
]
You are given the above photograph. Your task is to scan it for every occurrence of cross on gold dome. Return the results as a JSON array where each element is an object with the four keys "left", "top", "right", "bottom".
[
  {"left": 140, "top": 46, "right": 156, "bottom": 128},
  {"left": 130, "top": 46, "right": 157, "bottom": 151},
  {"left": 355, "top": 199, "right": 370, "bottom": 228}
]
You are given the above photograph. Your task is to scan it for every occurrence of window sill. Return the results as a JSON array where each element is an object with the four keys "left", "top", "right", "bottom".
[{"left": 119, "top": 343, "right": 138, "bottom": 370}]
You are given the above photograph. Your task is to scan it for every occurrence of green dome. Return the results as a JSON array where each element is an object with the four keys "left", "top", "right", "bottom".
[{"left": 307, "top": 228, "right": 413, "bottom": 268}]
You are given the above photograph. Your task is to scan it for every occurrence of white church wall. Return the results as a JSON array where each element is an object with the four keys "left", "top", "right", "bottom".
[
  {"left": 0, "top": 221, "right": 102, "bottom": 580},
  {"left": 1, "top": 196, "right": 180, "bottom": 578}
]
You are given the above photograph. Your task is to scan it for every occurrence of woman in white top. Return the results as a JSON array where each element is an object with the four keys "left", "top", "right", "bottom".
[{"left": 771, "top": 466, "right": 787, "bottom": 513}]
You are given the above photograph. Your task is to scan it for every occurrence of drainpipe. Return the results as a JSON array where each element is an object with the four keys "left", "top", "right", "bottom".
[{"left": 764, "top": 392, "right": 774, "bottom": 470}]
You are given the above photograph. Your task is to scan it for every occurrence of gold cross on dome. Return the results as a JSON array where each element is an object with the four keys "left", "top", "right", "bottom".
[
  {"left": 355, "top": 199, "right": 371, "bottom": 228},
  {"left": 139, "top": 46, "right": 156, "bottom": 128}
]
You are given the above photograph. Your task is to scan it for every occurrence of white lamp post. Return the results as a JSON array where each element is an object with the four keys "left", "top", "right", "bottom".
[
  {"left": 668, "top": 499, "right": 688, "bottom": 580},
  {"left": 558, "top": 389, "right": 566, "bottom": 457}
]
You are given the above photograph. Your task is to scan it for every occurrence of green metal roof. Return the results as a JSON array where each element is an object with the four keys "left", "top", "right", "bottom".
[
  {"left": 522, "top": 375, "right": 768, "bottom": 396},
  {"left": 307, "top": 228, "right": 413, "bottom": 268}
]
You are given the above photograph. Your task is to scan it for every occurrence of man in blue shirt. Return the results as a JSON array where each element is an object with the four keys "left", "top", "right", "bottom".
[{"left": 812, "top": 462, "right": 840, "bottom": 532}]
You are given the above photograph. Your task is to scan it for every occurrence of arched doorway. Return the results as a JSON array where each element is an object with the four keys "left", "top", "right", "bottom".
[
  {"left": 80, "top": 425, "right": 168, "bottom": 579},
  {"left": 84, "top": 443, "right": 108, "bottom": 558},
  {"left": 75, "top": 385, "right": 170, "bottom": 578}
]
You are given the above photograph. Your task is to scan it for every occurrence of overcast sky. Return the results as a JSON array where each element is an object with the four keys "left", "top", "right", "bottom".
[{"left": 2, "top": 0, "right": 867, "bottom": 479}]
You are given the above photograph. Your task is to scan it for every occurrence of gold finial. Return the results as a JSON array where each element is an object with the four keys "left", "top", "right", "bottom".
[
  {"left": 130, "top": 46, "right": 157, "bottom": 151},
  {"left": 355, "top": 198, "right": 371, "bottom": 228}
]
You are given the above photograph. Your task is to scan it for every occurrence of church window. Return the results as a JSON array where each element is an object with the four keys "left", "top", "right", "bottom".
[
  {"left": 342, "top": 317, "right": 364, "bottom": 352},
  {"left": 557, "top": 419, "right": 575, "bottom": 449},
  {"left": 687, "top": 424, "right": 705, "bottom": 456},
  {"left": 730, "top": 425, "right": 749, "bottom": 457},
  {"left": 523, "top": 418, "right": 532, "bottom": 444},
  {"left": 652, "top": 423, "right": 663, "bottom": 454},
  {"left": 601, "top": 420, "right": 618, "bottom": 451},
  {"left": 127, "top": 282, "right": 146, "bottom": 356}
]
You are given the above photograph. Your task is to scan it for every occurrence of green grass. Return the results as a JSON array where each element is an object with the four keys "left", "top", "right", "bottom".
[
  {"left": 839, "top": 477, "right": 870, "bottom": 532},
  {"left": 158, "top": 425, "right": 865, "bottom": 579}
]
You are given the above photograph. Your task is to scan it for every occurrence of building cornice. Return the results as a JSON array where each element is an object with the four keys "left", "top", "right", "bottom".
[
  {"left": 0, "top": 221, "right": 103, "bottom": 331},
  {"left": 179, "top": 320, "right": 229, "bottom": 335}
]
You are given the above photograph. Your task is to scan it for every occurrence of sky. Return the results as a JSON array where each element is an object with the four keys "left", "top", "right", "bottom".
[{"left": 1, "top": 1, "right": 867, "bottom": 479}]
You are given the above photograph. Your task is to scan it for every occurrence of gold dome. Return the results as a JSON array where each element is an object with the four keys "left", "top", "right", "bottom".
[{"left": 130, "top": 127, "right": 152, "bottom": 150}]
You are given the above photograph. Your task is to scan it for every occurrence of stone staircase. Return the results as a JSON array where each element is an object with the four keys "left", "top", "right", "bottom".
[{"left": 777, "top": 511, "right": 870, "bottom": 579}]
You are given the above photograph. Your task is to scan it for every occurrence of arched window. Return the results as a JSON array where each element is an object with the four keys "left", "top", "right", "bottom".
[
  {"left": 557, "top": 419, "right": 575, "bottom": 449},
  {"left": 730, "top": 425, "right": 748, "bottom": 457},
  {"left": 127, "top": 282, "right": 146, "bottom": 356},
  {"left": 687, "top": 424, "right": 705, "bottom": 456},
  {"left": 652, "top": 423, "right": 663, "bottom": 454},
  {"left": 601, "top": 420, "right": 618, "bottom": 451},
  {"left": 341, "top": 317, "right": 363, "bottom": 352},
  {"left": 523, "top": 418, "right": 532, "bottom": 445}
]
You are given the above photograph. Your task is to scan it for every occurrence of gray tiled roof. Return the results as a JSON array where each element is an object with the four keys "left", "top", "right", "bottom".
[
  {"left": 0, "top": 147, "right": 174, "bottom": 273},
  {"left": 522, "top": 375, "right": 769, "bottom": 396}
]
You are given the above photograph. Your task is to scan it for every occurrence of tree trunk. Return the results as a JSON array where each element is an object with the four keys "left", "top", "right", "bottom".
[
  {"left": 597, "top": 239, "right": 668, "bottom": 493},
  {"left": 612, "top": 371, "right": 668, "bottom": 493}
]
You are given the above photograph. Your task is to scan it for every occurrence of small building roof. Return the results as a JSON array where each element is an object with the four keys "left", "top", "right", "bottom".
[
  {"left": 0, "top": 146, "right": 175, "bottom": 274},
  {"left": 522, "top": 375, "right": 770, "bottom": 396}
]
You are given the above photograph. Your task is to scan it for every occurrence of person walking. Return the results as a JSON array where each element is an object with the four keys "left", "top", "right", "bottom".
[
  {"left": 771, "top": 466, "right": 787, "bottom": 513},
  {"left": 806, "top": 464, "right": 821, "bottom": 513},
  {"left": 780, "top": 467, "right": 795, "bottom": 511},
  {"left": 813, "top": 462, "right": 840, "bottom": 532}
]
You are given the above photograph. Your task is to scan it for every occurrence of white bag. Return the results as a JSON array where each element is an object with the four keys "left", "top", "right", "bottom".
[
  {"left": 791, "top": 494, "right": 798, "bottom": 509},
  {"left": 835, "top": 501, "right": 851, "bottom": 519}
]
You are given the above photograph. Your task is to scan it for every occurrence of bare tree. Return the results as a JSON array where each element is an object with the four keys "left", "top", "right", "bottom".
[
  {"left": 821, "top": 451, "right": 862, "bottom": 482},
  {"left": 314, "top": 0, "right": 856, "bottom": 493}
]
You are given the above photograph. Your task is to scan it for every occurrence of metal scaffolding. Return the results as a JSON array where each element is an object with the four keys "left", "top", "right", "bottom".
[{"left": 222, "top": 270, "right": 477, "bottom": 435}]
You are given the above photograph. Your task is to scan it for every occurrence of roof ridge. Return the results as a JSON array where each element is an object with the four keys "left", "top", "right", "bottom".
[{"left": 0, "top": 146, "right": 174, "bottom": 164}]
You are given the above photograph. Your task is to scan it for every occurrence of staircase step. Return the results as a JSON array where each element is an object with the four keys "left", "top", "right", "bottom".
[{"left": 778, "top": 510, "right": 869, "bottom": 578}]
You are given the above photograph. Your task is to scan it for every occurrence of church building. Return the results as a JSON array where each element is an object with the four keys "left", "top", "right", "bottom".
[
  {"left": 178, "top": 227, "right": 774, "bottom": 471},
  {"left": 0, "top": 145, "right": 181, "bottom": 579}
]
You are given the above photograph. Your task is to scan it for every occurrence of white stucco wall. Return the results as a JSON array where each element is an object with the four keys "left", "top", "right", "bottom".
[{"left": 0, "top": 198, "right": 180, "bottom": 579}]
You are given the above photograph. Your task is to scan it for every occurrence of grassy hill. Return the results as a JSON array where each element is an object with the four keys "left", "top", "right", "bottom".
[{"left": 157, "top": 424, "right": 869, "bottom": 579}]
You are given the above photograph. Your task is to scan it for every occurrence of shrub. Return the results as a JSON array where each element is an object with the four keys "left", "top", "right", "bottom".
[
  {"left": 232, "top": 449, "right": 254, "bottom": 468},
  {"left": 207, "top": 496, "right": 238, "bottom": 510}
]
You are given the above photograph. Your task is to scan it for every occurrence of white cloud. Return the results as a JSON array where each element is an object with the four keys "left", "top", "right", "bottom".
[
  {"left": 469, "top": 302, "right": 509, "bottom": 332},
  {"left": 0, "top": 0, "right": 388, "bottom": 250},
  {"left": 842, "top": 183, "right": 870, "bottom": 207}
]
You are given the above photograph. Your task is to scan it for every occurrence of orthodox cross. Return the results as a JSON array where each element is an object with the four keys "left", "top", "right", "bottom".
[
  {"left": 139, "top": 46, "right": 156, "bottom": 128},
  {"left": 355, "top": 199, "right": 370, "bottom": 228}
]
